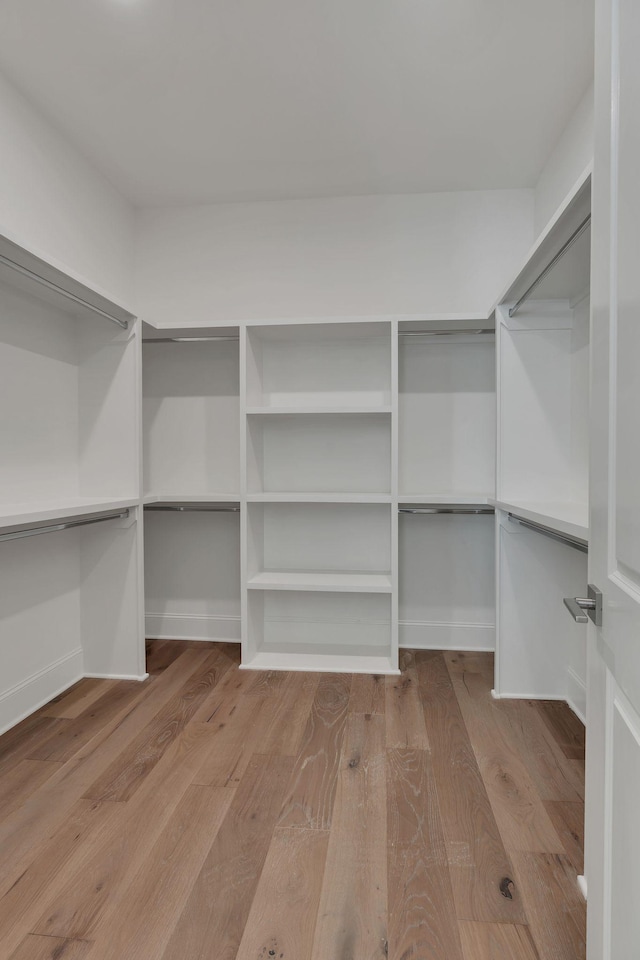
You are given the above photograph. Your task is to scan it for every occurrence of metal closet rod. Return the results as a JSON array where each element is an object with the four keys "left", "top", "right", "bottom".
[
  {"left": 507, "top": 513, "right": 588, "bottom": 554},
  {"left": 0, "top": 252, "right": 129, "bottom": 330},
  {"left": 398, "top": 329, "right": 493, "bottom": 337},
  {"left": 0, "top": 509, "right": 130, "bottom": 544},
  {"left": 148, "top": 336, "right": 239, "bottom": 343},
  {"left": 145, "top": 504, "right": 240, "bottom": 512},
  {"left": 399, "top": 506, "right": 494, "bottom": 515},
  {"left": 508, "top": 214, "right": 591, "bottom": 318},
  {"left": 148, "top": 330, "right": 494, "bottom": 343}
]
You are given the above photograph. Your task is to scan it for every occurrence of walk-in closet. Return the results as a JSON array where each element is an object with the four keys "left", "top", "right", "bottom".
[{"left": 0, "top": 1, "right": 637, "bottom": 957}]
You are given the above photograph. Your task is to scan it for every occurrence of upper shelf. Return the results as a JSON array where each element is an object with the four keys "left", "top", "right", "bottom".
[
  {"left": 0, "top": 233, "right": 136, "bottom": 331},
  {"left": 494, "top": 169, "right": 592, "bottom": 313},
  {"left": 0, "top": 497, "right": 139, "bottom": 532},
  {"left": 490, "top": 498, "right": 589, "bottom": 542}
]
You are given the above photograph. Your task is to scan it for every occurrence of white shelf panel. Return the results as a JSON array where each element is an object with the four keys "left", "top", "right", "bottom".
[
  {"left": 399, "top": 493, "right": 493, "bottom": 505},
  {"left": 246, "top": 406, "right": 392, "bottom": 416},
  {"left": 247, "top": 571, "right": 392, "bottom": 593},
  {"left": 246, "top": 493, "right": 393, "bottom": 504},
  {"left": 241, "top": 649, "right": 399, "bottom": 675},
  {"left": 144, "top": 493, "right": 240, "bottom": 504},
  {"left": 0, "top": 497, "right": 139, "bottom": 530},
  {"left": 491, "top": 498, "right": 589, "bottom": 541}
]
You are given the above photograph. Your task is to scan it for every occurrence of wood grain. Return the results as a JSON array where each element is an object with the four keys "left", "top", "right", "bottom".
[
  {"left": 160, "top": 754, "right": 294, "bottom": 960},
  {"left": 84, "top": 784, "right": 234, "bottom": 960},
  {"left": 459, "top": 921, "right": 540, "bottom": 960},
  {"left": 511, "top": 852, "right": 586, "bottom": 960},
  {"left": 278, "top": 673, "right": 351, "bottom": 830},
  {"left": 310, "top": 713, "right": 387, "bottom": 960},
  {"left": 252, "top": 670, "right": 320, "bottom": 757},
  {"left": 385, "top": 650, "right": 430, "bottom": 750},
  {"left": 543, "top": 801, "right": 584, "bottom": 874},
  {"left": 7, "top": 935, "right": 93, "bottom": 960},
  {"left": 445, "top": 653, "right": 563, "bottom": 853},
  {"left": 349, "top": 672, "right": 386, "bottom": 715},
  {"left": 41, "top": 678, "right": 120, "bottom": 720},
  {"left": 235, "top": 827, "right": 329, "bottom": 960},
  {"left": 415, "top": 651, "right": 527, "bottom": 923},
  {"left": 0, "top": 643, "right": 584, "bottom": 960},
  {"left": 535, "top": 701, "right": 586, "bottom": 761},
  {"left": 82, "top": 649, "right": 231, "bottom": 801}
]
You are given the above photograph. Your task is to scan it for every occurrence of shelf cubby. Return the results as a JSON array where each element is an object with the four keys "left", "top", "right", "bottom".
[
  {"left": 246, "top": 412, "right": 391, "bottom": 495},
  {"left": 399, "top": 509, "right": 495, "bottom": 651},
  {"left": 245, "top": 321, "right": 392, "bottom": 410},
  {"left": 398, "top": 329, "right": 495, "bottom": 498},
  {"left": 246, "top": 501, "right": 392, "bottom": 593},
  {"left": 143, "top": 336, "right": 240, "bottom": 497},
  {"left": 244, "top": 589, "right": 396, "bottom": 673},
  {"left": 144, "top": 506, "right": 241, "bottom": 643}
]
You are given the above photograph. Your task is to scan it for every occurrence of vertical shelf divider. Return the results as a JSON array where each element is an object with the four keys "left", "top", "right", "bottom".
[{"left": 391, "top": 320, "right": 399, "bottom": 669}]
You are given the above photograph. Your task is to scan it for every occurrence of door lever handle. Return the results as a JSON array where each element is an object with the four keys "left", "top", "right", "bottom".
[
  {"left": 563, "top": 585, "right": 603, "bottom": 626},
  {"left": 563, "top": 597, "right": 593, "bottom": 623}
]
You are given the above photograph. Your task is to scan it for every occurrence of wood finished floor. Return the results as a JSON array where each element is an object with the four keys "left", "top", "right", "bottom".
[{"left": 0, "top": 643, "right": 586, "bottom": 960}]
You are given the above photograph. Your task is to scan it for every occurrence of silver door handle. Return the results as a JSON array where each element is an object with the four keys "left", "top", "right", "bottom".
[{"left": 563, "top": 584, "right": 603, "bottom": 627}]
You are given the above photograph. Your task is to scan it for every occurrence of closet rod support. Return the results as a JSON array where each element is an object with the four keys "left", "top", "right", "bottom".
[
  {"left": 0, "top": 509, "right": 130, "bottom": 543},
  {"left": 0, "top": 253, "right": 129, "bottom": 330},
  {"left": 399, "top": 507, "right": 494, "bottom": 515},
  {"left": 507, "top": 513, "right": 588, "bottom": 553},
  {"left": 508, "top": 214, "right": 591, "bottom": 318}
]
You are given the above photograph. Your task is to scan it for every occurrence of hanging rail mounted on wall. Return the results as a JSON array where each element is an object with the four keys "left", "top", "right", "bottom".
[
  {"left": 507, "top": 513, "right": 588, "bottom": 554},
  {"left": 0, "top": 252, "right": 130, "bottom": 330},
  {"left": 0, "top": 508, "right": 130, "bottom": 544},
  {"left": 508, "top": 214, "right": 591, "bottom": 318},
  {"left": 398, "top": 329, "right": 494, "bottom": 337}
]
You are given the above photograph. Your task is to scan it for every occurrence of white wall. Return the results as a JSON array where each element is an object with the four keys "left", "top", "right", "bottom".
[
  {"left": 534, "top": 83, "right": 594, "bottom": 238},
  {"left": 136, "top": 190, "right": 534, "bottom": 324},
  {"left": 0, "top": 71, "right": 135, "bottom": 305}
]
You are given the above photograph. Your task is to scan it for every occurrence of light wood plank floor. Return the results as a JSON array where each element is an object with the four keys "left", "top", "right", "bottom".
[{"left": 0, "top": 643, "right": 586, "bottom": 960}]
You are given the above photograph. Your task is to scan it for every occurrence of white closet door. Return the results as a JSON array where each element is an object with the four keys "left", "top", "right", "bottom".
[{"left": 587, "top": 0, "right": 640, "bottom": 955}]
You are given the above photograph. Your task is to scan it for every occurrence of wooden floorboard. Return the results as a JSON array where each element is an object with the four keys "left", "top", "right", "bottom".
[{"left": 0, "top": 642, "right": 586, "bottom": 960}]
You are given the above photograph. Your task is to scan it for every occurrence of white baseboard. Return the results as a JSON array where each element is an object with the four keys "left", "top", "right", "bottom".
[
  {"left": 0, "top": 647, "right": 84, "bottom": 736},
  {"left": 145, "top": 613, "right": 241, "bottom": 643},
  {"left": 84, "top": 672, "right": 149, "bottom": 681},
  {"left": 399, "top": 620, "right": 495, "bottom": 652},
  {"left": 566, "top": 667, "right": 587, "bottom": 725}
]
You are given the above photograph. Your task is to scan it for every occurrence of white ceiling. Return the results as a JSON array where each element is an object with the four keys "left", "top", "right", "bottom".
[{"left": 0, "top": 0, "right": 594, "bottom": 205}]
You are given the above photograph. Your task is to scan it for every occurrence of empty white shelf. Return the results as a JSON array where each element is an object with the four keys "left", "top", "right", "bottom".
[
  {"left": 246, "top": 492, "right": 393, "bottom": 503},
  {"left": 246, "top": 406, "right": 392, "bottom": 415},
  {"left": 398, "top": 493, "right": 493, "bottom": 505},
  {"left": 247, "top": 571, "right": 392, "bottom": 593},
  {"left": 144, "top": 493, "right": 240, "bottom": 504},
  {"left": 491, "top": 498, "right": 588, "bottom": 541},
  {"left": 241, "top": 649, "right": 399, "bottom": 675}
]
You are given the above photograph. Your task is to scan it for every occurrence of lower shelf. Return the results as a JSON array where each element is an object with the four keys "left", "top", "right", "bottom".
[
  {"left": 245, "top": 589, "right": 395, "bottom": 672},
  {"left": 241, "top": 647, "right": 398, "bottom": 675},
  {"left": 247, "top": 571, "right": 392, "bottom": 593}
]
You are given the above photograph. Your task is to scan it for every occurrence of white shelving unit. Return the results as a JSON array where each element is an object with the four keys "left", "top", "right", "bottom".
[
  {"left": 493, "top": 172, "right": 591, "bottom": 718},
  {"left": 0, "top": 234, "right": 144, "bottom": 734},
  {"left": 241, "top": 320, "right": 399, "bottom": 673}
]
